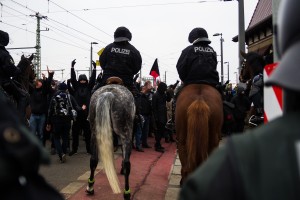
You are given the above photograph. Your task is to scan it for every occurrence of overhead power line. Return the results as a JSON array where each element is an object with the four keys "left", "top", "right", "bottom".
[
  {"left": 48, "top": 1, "right": 201, "bottom": 13},
  {"left": 8, "top": 0, "right": 106, "bottom": 45},
  {"left": 48, "top": 0, "right": 112, "bottom": 38},
  {"left": 1, "top": 21, "right": 88, "bottom": 51}
]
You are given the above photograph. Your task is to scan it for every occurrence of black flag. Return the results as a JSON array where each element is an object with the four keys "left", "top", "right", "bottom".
[{"left": 149, "top": 58, "right": 160, "bottom": 79}]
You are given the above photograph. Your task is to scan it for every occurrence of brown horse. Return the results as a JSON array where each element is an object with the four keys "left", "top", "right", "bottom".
[
  {"left": 240, "top": 51, "right": 265, "bottom": 89},
  {"left": 15, "top": 54, "right": 35, "bottom": 91},
  {"left": 240, "top": 51, "right": 265, "bottom": 127},
  {"left": 175, "top": 84, "right": 223, "bottom": 185},
  {"left": 14, "top": 54, "right": 35, "bottom": 122}
]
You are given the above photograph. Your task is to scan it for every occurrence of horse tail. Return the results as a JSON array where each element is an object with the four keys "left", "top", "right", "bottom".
[
  {"left": 95, "top": 92, "right": 121, "bottom": 194},
  {"left": 186, "top": 98, "right": 210, "bottom": 171}
]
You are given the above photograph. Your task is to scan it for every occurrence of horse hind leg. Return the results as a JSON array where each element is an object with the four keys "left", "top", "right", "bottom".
[
  {"left": 86, "top": 134, "right": 99, "bottom": 195},
  {"left": 119, "top": 135, "right": 132, "bottom": 200},
  {"left": 123, "top": 160, "right": 131, "bottom": 200},
  {"left": 123, "top": 150, "right": 131, "bottom": 200}
]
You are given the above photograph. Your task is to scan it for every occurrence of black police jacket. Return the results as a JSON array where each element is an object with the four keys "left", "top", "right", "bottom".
[
  {"left": 0, "top": 47, "right": 21, "bottom": 83},
  {"left": 176, "top": 42, "right": 219, "bottom": 86},
  {"left": 100, "top": 42, "right": 142, "bottom": 86}
]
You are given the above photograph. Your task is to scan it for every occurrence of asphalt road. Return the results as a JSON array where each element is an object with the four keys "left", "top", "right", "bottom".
[{"left": 39, "top": 136, "right": 92, "bottom": 192}]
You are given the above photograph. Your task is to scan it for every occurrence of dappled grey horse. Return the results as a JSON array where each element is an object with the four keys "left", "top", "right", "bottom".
[{"left": 86, "top": 84, "right": 135, "bottom": 200}]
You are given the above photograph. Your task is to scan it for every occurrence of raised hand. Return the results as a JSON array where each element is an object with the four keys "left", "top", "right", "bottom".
[
  {"left": 92, "top": 61, "right": 96, "bottom": 69},
  {"left": 71, "top": 59, "right": 76, "bottom": 68},
  {"left": 47, "top": 65, "right": 54, "bottom": 75}
]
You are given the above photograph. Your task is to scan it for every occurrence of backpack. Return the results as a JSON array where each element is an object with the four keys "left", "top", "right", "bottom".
[{"left": 53, "top": 91, "right": 72, "bottom": 117}]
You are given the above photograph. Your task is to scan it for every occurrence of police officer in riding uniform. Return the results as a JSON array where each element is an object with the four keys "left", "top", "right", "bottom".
[
  {"left": 179, "top": 1, "right": 300, "bottom": 199},
  {"left": 95, "top": 26, "right": 142, "bottom": 94},
  {"left": 0, "top": 30, "right": 29, "bottom": 119},
  {"left": 176, "top": 27, "right": 219, "bottom": 87}
]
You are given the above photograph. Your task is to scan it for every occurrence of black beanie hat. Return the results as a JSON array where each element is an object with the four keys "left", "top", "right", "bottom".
[
  {"left": 58, "top": 82, "right": 68, "bottom": 91},
  {"left": 0, "top": 30, "right": 9, "bottom": 47}
]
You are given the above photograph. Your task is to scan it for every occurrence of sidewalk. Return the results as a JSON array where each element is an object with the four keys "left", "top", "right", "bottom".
[
  {"left": 66, "top": 137, "right": 180, "bottom": 200},
  {"left": 164, "top": 153, "right": 181, "bottom": 200}
]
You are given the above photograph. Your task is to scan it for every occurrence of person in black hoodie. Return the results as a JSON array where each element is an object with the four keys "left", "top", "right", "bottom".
[
  {"left": 140, "top": 80, "right": 153, "bottom": 148},
  {"left": 46, "top": 82, "right": 83, "bottom": 163},
  {"left": 29, "top": 69, "right": 54, "bottom": 146},
  {"left": 69, "top": 59, "right": 96, "bottom": 156},
  {"left": 152, "top": 82, "right": 172, "bottom": 152}
]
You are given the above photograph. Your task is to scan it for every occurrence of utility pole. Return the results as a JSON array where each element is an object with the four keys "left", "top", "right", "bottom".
[
  {"left": 272, "top": 0, "right": 281, "bottom": 62},
  {"left": 30, "top": 13, "right": 48, "bottom": 79},
  {"left": 238, "top": 0, "right": 245, "bottom": 77},
  {"left": 213, "top": 33, "right": 224, "bottom": 84}
]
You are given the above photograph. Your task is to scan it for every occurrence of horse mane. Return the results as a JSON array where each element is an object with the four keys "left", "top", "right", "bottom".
[
  {"left": 245, "top": 52, "right": 265, "bottom": 75},
  {"left": 15, "top": 54, "right": 35, "bottom": 91},
  {"left": 240, "top": 51, "right": 266, "bottom": 83}
]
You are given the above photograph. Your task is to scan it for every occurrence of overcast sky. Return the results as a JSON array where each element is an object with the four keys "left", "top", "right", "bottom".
[{"left": 1, "top": 0, "right": 258, "bottom": 84}]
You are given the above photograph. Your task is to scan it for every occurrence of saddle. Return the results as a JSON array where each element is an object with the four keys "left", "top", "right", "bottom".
[{"left": 106, "top": 77, "right": 124, "bottom": 85}]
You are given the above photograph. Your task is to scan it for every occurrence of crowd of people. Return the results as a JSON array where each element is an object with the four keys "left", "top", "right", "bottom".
[
  {"left": 0, "top": 24, "right": 263, "bottom": 165},
  {"left": 0, "top": 27, "right": 182, "bottom": 165}
]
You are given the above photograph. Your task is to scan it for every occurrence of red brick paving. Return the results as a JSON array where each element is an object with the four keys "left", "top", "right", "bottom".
[{"left": 68, "top": 138, "right": 177, "bottom": 200}]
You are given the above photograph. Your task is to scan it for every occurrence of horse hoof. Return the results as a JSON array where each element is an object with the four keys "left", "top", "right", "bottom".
[
  {"left": 85, "top": 187, "right": 94, "bottom": 195},
  {"left": 124, "top": 189, "right": 131, "bottom": 200},
  {"left": 86, "top": 186, "right": 94, "bottom": 195}
]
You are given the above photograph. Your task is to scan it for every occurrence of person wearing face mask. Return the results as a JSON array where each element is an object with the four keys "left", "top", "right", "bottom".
[{"left": 68, "top": 59, "right": 96, "bottom": 156}]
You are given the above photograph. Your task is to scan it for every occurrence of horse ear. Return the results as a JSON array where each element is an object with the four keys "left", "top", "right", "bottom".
[
  {"left": 21, "top": 54, "right": 25, "bottom": 59},
  {"left": 29, "top": 54, "right": 34, "bottom": 61}
]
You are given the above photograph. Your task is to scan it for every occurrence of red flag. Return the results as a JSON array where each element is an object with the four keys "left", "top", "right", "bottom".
[{"left": 149, "top": 58, "right": 160, "bottom": 79}]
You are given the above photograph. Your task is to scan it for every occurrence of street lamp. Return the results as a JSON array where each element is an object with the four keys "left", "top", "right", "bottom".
[
  {"left": 223, "top": 0, "right": 245, "bottom": 78},
  {"left": 213, "top": 33, "right": 224, "bottom": 84},
  {"left": 224, "top": 61, "right": 230, "bottom": 82},
  {"left": 90, "top": 42, "right": 98, "bottom": 77}
]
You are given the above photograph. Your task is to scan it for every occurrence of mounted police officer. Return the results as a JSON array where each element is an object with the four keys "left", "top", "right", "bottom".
[
  {"left": 93, "top": 26, "right": 142, "bottom": 95},
  {"left": 0, "top": 30, "right": 29, "bottom": 120},
  {"left": 176, "top": 27, "right": 219, "bottom": 87},
  {"left": 179, "top": 1, "right": 300, "bottom": 199}
]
